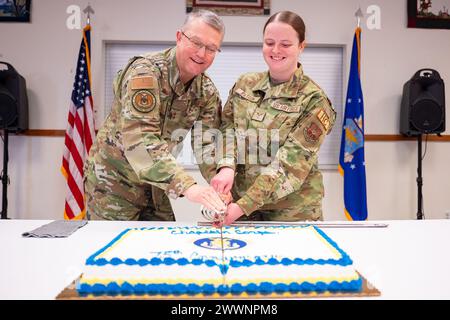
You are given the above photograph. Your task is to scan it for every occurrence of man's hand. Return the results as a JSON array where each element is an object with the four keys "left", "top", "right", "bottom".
[
  {"left": 214, "top": 203, "right": 245, "bottom": 227},
  {"left": 219, "top": 192, "right": 233, "bottom": 205},
  {"left": 211, "top": 167, "right": 235, "bottom": 194},
  {"left": 183, "top": 185, "right": 227, "bottom": 213}
]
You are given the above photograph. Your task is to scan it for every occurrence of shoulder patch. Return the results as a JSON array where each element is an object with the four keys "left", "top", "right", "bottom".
[
  {"left": 304, "top": 122, "right": 323, "bottom": 143},
  {"left": 132, "top": 90, "right": 156, "bottom": 113},
  {"left": 316, "top": 109, "right": 331, "bottom": 131},
  {"left": 131, "top": 76, "right": 156, "bottom": 90}
]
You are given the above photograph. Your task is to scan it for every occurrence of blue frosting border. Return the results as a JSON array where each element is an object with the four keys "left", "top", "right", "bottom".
[
  {"left": 86, "top": 226, "right": 353, "bottom": 268},
  {"left": 78, "top": 278, "right": 363, "bottom": 296}
]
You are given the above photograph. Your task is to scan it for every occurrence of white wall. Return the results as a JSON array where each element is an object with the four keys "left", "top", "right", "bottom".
[{"left": 0, "top": 0, "right": 449, "bottom": 221}]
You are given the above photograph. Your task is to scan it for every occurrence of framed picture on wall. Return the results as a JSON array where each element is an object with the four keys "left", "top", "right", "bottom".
[
  {"left": 186, "top": 0, "right": 270, "bottom": 16},
  {"left": 0, "top": 0, "right": 31, "bottom": 22},
  {"left": 407, "top": 0, "right": 450, "bottom": 29}
]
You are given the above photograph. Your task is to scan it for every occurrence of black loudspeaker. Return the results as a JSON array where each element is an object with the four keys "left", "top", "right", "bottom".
[
  {"left": 400, "top": 68, "right": 445, "bottom": 136},
  {"left": 0, "top": 62, "right": 28, "bottom": 132}
]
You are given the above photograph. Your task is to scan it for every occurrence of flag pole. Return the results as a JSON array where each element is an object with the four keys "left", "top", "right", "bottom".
[
  {"left": 83, "top": 4, "right": 94, "bottom": 26},
  {"left": 355, "top": 7, "right": 363, "bottom": 75},
  {"left": 416, "top": 135, "right": 424, "bottom": 219},
  {"left": 355, "top": 7, "right": 363, "bottom": 29},
  {"left": 1, "top": 129, "right": 9, "bottom": 219}
]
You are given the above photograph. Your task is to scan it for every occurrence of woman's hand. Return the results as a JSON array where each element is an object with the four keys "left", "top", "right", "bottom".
[
  {"left": 214, "top": 203, "right": 245, "bottom": 227},
  {"left": 210, "top": 167, "right": 235, "bottom": 194}
]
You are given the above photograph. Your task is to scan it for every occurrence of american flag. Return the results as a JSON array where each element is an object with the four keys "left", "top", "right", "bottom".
[{"left": 61, "top": 25, "right": 95, "bottom": 220}]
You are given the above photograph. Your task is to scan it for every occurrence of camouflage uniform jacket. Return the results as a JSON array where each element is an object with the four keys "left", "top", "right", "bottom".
[
  {"left": 219, "top": 65, "right": 336, "bottom": 215},
  {"left": 87, "top": 47, "right": 221, "bottom": 199}
]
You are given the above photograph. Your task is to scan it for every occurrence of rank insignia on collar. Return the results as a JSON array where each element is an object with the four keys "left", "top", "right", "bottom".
[{"left": 251, "top": 109, "right": 266, "bottom": 122}]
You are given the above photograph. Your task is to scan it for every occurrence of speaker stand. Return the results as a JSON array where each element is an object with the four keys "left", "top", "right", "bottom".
[
  {"left": 416, "top": 134, "right": 424, "bottom": 220},
  {"left": 1, "top": 129, "right": 9, "bottom": 219}
]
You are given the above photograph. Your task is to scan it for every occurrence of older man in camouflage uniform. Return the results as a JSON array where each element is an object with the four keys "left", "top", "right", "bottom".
[
  {"left": 214, "top": 65, "right": 336, "bottom": 222},
  {"left": 84, "top": 10, "right": 227, "bottom": 221}
]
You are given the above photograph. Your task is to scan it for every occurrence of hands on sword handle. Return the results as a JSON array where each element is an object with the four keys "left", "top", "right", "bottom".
[{"left": 208, "top": 167, "right": 244, "bottom": 227}]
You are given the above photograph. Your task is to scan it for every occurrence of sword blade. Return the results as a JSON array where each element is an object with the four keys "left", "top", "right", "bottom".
[
  {"left": 220, "top": 226, "right": 225, "bottom": 273},
  {"left": 198, "top": 221, "right": 389, "bottom": 228}
]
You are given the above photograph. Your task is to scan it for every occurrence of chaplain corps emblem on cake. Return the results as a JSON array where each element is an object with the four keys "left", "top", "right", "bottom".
[{"left": 193, "top": 237, "right": 246, "bottom": 250}]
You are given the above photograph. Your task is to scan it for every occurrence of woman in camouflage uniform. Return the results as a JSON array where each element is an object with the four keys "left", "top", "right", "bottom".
[{"left": 212, "top": 11, "right": 336, "bottom": 224}]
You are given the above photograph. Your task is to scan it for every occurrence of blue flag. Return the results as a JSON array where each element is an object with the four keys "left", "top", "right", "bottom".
[{"left": 338, "top": 28, "right": 368, "bottom": 221}]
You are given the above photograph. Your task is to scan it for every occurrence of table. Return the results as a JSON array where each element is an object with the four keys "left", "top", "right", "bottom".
[{"left": 1, "top": 219, "right": 450, "bottom": 299}]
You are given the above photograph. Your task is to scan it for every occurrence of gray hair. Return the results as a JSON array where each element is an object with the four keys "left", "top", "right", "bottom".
[{"left": 182, "top": 9, "right": 225, "bottom": 36}]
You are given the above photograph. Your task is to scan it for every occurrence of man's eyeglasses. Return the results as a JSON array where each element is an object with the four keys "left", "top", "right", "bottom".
[{"left": 181, "top": 31, "right": 221, "bottom": 55}]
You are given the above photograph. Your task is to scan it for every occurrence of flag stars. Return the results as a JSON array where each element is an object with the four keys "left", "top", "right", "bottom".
[
  {"left": 71, "top": 44, "right": 91, "bottom": 107},
  {"left": 347, "top": 98, "right": 352, "bottom": 103}
]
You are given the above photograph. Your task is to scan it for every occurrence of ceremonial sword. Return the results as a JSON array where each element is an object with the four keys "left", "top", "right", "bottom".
[
  {"left": 200, "top": 205, "right": 227, "bottom": 280},
  {"left": 198, "top": 220, "right": 389, "bottom": 228}
]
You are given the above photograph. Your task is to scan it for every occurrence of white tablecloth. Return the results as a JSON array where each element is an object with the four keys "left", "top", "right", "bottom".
[{"left": 1, "top": 219, "right": 450, "bottom": 299}]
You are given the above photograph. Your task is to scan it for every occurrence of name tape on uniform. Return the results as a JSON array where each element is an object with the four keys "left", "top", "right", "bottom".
[
  {"left": 235, "top": 88, "right": 260, "bottom": 103},
  {"left": 271, "top": 101, "right": 300, "bottom": 113}
]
